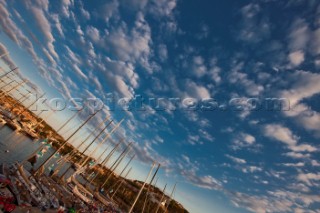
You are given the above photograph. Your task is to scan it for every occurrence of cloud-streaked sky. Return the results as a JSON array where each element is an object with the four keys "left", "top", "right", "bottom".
[{"left": 1, "top": 0, "right": 320, "bottom": 212}]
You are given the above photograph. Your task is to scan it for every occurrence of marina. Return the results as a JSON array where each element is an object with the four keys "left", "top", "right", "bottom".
[{"left": 0, "top": 69, "right": 183, "bottom": 212}]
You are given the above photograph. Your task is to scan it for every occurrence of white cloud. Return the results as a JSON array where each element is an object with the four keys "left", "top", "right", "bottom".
[
  {"left": 158, "top": 44, "right": 168, "bottom": 61},
  {"left": 288, "top": 18, "right": 310, "bottom": 52},
  {"left": 192, "top": 56, "right": 207, "bottom": 78},
  {"left": 148, "top": 0, "right": 177, "bottom": 18},
  {"left": 297, "top": 173, "right": 320, "bottom": 186},
  {"left": 86, "top": 26, "right": 100, "bottom": 43},
  {"left": 263, "top": 124, "right": 317, "bottom": 155},
  {"left": 105, "top": 12, "right": 152, "bottom": 73},
  {"left": 288, "top": 50, "right": 304, "bottom": 67},
  {"left": 229, "top": 62, "right": 264, "bottom": 96},
  {"left": 72, "top": 64, "right": 88, "bottom": 81},
  {"left": 183, "top": 79, "right": 211, "bottom": 99},
  {"left": 225, "top": 154, "right": 247, "bottom": 164},
  {"left": 289, "top": 144, "right": 317, "bottom": 152},
  {"left": 280, "top": 71, "right": 320, "bottom": 135},
  {"left": 101, "top": 0, "right": 119, "bottom": 22},
  {"left": 263, "top": 124, "right": 298, "bottom": 146},
  {"left": 0, "top": 42, "right": 17, "bottom": 69},
  {"left": 80, "top": 4, "right": 90, "bottom": 20},
  {"left": 51, "top": 14, "right": 64, "bottom": 37},
  {"left": 29, "top": 6, "right": 59, "bottom": 59},
  {"left": 284, "top": 152, "right": 310, "bottom": 159},
  {"left": 238, "top": 3, "right": 270, "bottom": 43},
  {"left": 311, "top": 160, "right": 320, "bottom": 167},
  {"left": 282, "top": 162, "right": 305, "bottom": 167},
  {"left": 0, "top": 3, "right": 38, "bottom": 60},
  {"left": 231, "top": 132, "right": 259, "bottom": 151},
  {"left": 60, "top": 0, "right": 73, "bottom": 18}
]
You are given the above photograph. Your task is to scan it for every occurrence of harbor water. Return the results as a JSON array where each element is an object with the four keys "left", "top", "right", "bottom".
[{"left": 0, "top": 124, "right": 72, "bottom": 176}]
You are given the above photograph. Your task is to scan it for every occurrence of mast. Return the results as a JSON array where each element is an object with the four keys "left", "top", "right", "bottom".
[
  {"left": 80, "top": 118, "right": 124, "bottom": 167},
  {"left": 32, "top": 109, "right": 56, "bottom": 130},
  {"left": 128, "top": 163, "right": 156, "bottom": 213},
  {"left": 55, "top": 109, "right": 83, "bottom": 133},
  {"left": 77, "top": 116, "right": 111, "bottom": 151},
  {"left": 13, "top": 93, "right": 46, "bottom": 120},
  {"left": 142, "top": 163, "right": 161, "bottom": 213},
  {"left": 110, "top": 167, "right": 132, "bottom": 199},
  {"left": 100, "top": 142, "right": 132, "bottom": 189},
  {"left": 0, "top": 80, "right": 27, "bottom": 97},
  {"left": 87, "top": 139, "right": 124, "bottom": 184},
  {"left": 107, "top": 155, "right": 135, "bottom": 190},
  {"left": 0, "top": 67, "right": 18, "bottom": 79},
  {"left": 155, "top": 184, "right": 168, "bottom": 213},
  {"left": 0, "top": 80, "right": 14, "bottom": 90},
  {"left": 164, "top": 182, "right": 177, "bottom": 213},
  {"left": 59, "top": 119, "right": 113, "bottom": 179},
  {"left": 33, "top": 110, "right": 99, "bottom": 175}
]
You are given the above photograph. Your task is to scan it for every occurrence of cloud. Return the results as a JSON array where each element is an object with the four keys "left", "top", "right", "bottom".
[
  {"left": 288, "top": 50, "right": 304, "bottom": 67},
  {"left": 238, "top": 3, "right": 270, "bottom": 43},
  {"left": 284, "top": 152, "right": 310, "bottom": 159},
  {"left": 86, "top": 26, "right": 100, "bottom": 43},
  {"left": 51, "top": 14, "right": 64, "bottom": 37},
  {"left": 225, "top": 154, "right": 247, "bottom": 164},
  {"left": 29, "top": 6, "right": 59, "bottom": 60},
  {"left": 263, "top": 124, "right": 318, "bottom": 156},
  {"left": 288, "top": 18, "right": 310, "bottom": 52},
  {"left": 148, "top": 0, "right": 177, "bottom": 18},
  {"left": 231, "top": 132, "right": 261, "bottom": 152},
  {"left": 80, "top": 3, "right": 90, "bottom": 20},
  {"left": 105, "top": 12, "right": 152, "bottom": 73},
  {"left": 230, "top": 189, "right": 320, "bottom": 213},
  {"left": 71, "top": 64, "right": 88, "bottom": 81},
  {"left": 60, "top": 0, "right": 73, "bottom": 18},
  {"left": 158, "top": 44, "right": 168, "bottom": 61},
  {"left": 263, "top": 124, "right": 298, "bottom": 146},
  {"left": 297, "top": 173, "right": 320, "bottom": 186},
  {"left": 0, "top": 3, "right": 38, "bottom": 60},
  {"left": 100, "top": 0, "right": 119, "bottom": 22},
  {"left": 229, "top": 62, "right": 264, "bottom": 96},
  {"left": 311, "top": 160, "right": 320, "bottom": 167},
  {"left": 282, "top": 162, "right": 305, "bottom": 167},
  {"left": 191, "top": 56, "right": 207, "bottom": 78},
  {"left": 0, "top": 43, "right": 17, "bottom": 69},
  {"left": 183, "top": 79, "right": 211, "bottom": 99},
  {"left": 280, "top": 71, "right": 320, "bottom": 135},
  {"left": 176, "top": 155, "right": 222, "bottom": 190}
]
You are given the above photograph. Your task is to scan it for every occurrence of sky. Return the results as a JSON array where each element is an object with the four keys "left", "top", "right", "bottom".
[{"left": 0, "top": 0, "right": 320, "bottom": 212}]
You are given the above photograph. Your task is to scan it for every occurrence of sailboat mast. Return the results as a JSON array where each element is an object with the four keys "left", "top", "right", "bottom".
[
  {"left": 0, "top": 80, "right": 14, "bottom": 90},
  {"left": 164, "top": 182, "right": 177, "bottom": 213},
  {"left": 0, "top": 67, "right": 18, "bottom": 79},
  {"left": 142, "top": 163, "right": 161, "bottom": 213},
  {"left": 33, "top": 110, "right": 99, "bottom": 175},
  {"left": 80, "top": 118, "right": 124, "bottom": 167},
  {"left": 110, "top": 167, "right": 132, "bottom": 199},
  {"left": 0, "top": 80, "right": 27, "bottom": 97},
  {"left": 106, "top": 154, "right": 135, "bottom": 191},
  {"left": 88, "top": 139, "right": 124, "bottom": 184},
  {"left": 59, "top": 119, "right": 113, "bottom": 179},
  {"left": 55, "top": 109, "right": 83, "bottom": 134},
  {"left": 128, "top": 163, "right": 156, "bottom": 213},
  {"left": 155, "top": 184, "right": 167, "bottom": 213},
  {"left": 100, "top": 142, "right": 132, "bottom": 189}
]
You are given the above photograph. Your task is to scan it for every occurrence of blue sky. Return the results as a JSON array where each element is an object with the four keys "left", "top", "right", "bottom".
[{"left": 1, "top": 0, "right": 320, "bottom": 212}]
